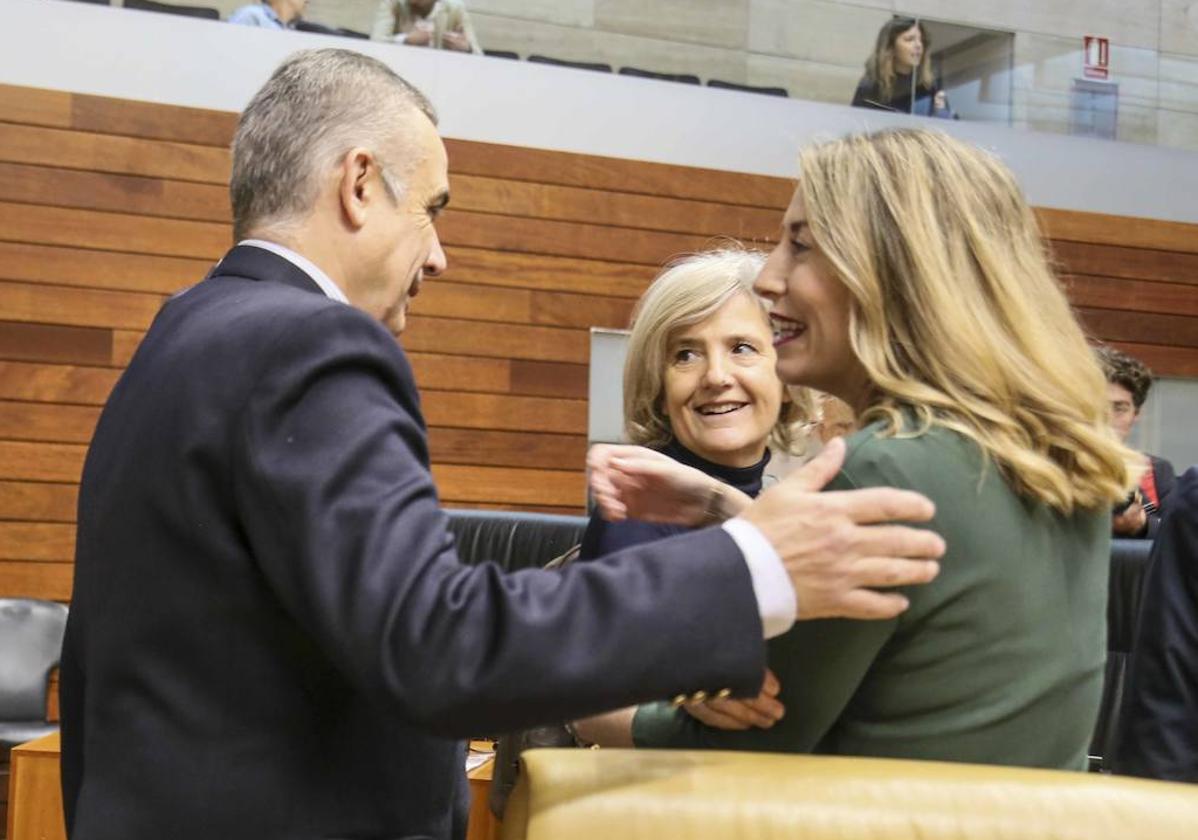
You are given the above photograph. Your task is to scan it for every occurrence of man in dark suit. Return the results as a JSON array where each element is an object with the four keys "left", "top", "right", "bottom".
[
  {"left": 60, "top": 48, "right": 944, "bottom": 839},
  {"left": 1112, "top": 466, "right": 1198, "bottom": 781}
]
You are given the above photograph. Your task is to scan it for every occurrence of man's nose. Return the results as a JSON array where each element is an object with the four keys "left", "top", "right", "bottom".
[{"left": 425, "top": 230, "right": 447, "bottom": 277}]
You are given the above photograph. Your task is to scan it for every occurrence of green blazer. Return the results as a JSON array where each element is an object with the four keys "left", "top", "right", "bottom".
[{"left": 634, "top": 421, "right": 1109, "bottom": 770}]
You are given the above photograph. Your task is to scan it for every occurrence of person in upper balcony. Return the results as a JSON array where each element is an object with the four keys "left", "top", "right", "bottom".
[
  {"left": 1096, "top": 344, "right": 1177, "bottom": 539},
  {"left": 371, "top": 0, "right": 481, "bottom": 53},
  {"left": 851, "top": 17, "right": 946, "bottom": 117},
  {"left": 228, "top": 0, "right": 306, "bottom": 29}
]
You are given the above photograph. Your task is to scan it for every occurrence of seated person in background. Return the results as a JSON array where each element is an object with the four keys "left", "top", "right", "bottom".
[
  {"left": 1112, "top": 465, "right": 1198, "bottom": 782},
  {"left": 851, "top": 18, "right": 948, "bottom": 118},
  {"left": 1096, "top": 344, "right": 1176, "bottom": 538},
  {"left": 584, "top": 128, "right": 1134, "bottom": 770},
  {"left": 580, "top": 247, "right": 810, "bottom": 562},
  {"left": 228, "top": 0, "right": 305, "bottom": 29},
  {"left": 371, "top": 0, "right": 480, "bottom": 53}
]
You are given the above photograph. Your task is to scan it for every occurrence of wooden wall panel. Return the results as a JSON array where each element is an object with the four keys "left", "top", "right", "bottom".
[{"left": 0, "top": 82, "right": 1195, "bottom": 607}]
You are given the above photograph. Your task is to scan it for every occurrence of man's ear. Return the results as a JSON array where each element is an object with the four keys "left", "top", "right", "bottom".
[{"left": 338, "top": 147, "right": 375, "bottom": 231}]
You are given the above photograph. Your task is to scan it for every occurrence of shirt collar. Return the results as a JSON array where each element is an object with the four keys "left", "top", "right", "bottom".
[{"left": 237, "top": 239, "right": 349, "bottom": 304}]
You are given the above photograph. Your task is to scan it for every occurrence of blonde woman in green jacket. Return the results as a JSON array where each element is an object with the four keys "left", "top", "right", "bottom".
[{"left": 584, "top": 128, "right": 1134, "bottom": 770}]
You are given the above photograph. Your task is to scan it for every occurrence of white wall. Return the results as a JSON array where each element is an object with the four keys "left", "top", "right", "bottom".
[{"left": 3, "top": 0, "right": 1198, "bottom": 226}]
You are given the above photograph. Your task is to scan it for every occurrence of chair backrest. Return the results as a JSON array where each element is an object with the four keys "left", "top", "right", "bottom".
[
  {"left": 0, "top": 599, "right": 69, "bottom": 721},
  {"left": 527, "top": 55, "right": 613, "bottom": 74},
  {"left": 123, "top": 0, "right": 219, "bottom": 20},
  {"left": 706, "top": 79, "right": 789, "bottom": 97},
  {"left": 618, "top": 67, "right": 700, "bottom": 85},
  {"left": 506, "top": 748, "right": 1198, "bottom": 839},
  {"left": 1090, "top": 538, "right": 1155, "bottom": 769},
  {"left": 445, "top": 509, "right": 587, "bottom": 573}
]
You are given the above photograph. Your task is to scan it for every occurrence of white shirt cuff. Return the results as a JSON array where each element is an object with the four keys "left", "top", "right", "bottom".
[{"left": 721, "top": 517, "right": 797, "bottom": 639}]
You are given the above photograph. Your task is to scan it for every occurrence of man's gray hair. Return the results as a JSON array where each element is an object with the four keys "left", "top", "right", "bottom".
[{"left": 231, "top": 48, "right": 438, "bottom": 241}]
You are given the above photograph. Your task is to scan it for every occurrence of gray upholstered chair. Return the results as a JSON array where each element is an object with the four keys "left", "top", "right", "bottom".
[{"left": 0, "top": 598, "right": 69, "bottom": 751}]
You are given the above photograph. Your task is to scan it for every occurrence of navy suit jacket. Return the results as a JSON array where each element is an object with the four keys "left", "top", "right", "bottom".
[
  {"left": 1112, "top": 465, "right": 1198, "bottom": 782},
  {"left": 60, "top": 246, "right": 764, "bottom": 839}
]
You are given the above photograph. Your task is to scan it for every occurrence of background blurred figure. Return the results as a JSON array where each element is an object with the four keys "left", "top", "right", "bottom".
[
  {"left": 851, "top": 17, "right": 946, "bottom": 118},
  {"left": 1111, "top": 467, "right": 1198, "bottom": 782},
  {"left": 228, "top": 0, "right": 306, "bottom": 29},
  {"left": 371, "top": 0, "right": 480, "bottom": 53},
  {"left": 1097, "top": 344, "right": 1177, "bottom": 538},
  {"left": 590, "top": 128, "right": 1134, "bottom": 770}
]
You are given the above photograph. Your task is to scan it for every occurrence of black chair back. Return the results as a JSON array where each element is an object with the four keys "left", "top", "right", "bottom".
[
  {"left": 527, "top": 55, "right": 613, "bottom": 73},
  {"left": 1089, "top": 538, "right": 1155, "bottom": 770},
  {"left": 706, "top": 79, "right": 789, "bottom": 97},
  {"left": 124, "top": 0, "right": 219, "bottom": 20},
  {"left": 445, "top": 509, "right": 586, "bottom": 572},
  {"left": 619, "top": 67, "right": 700, "bottom": 85}
]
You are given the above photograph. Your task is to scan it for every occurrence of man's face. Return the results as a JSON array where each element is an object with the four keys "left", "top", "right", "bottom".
[
  {"left": 354, "top": 116, "right": 449, "bottom": 337},
  {"left": 1106, "top": 381, "right": 1139, "bottom": 442}
]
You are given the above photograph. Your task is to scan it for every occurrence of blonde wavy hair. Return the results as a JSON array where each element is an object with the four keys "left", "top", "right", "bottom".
[
  {"left": 624, "top": 248, "right": 810, "bottom": 456},
  {"left": 797, "top": 128, "right": 1133, "bottom": 512}
]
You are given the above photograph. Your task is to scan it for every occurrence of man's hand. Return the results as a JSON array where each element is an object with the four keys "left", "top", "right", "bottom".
[
  {"left": 442, "top": 30, "right": 471, "bottom": 51},
  {"left": 588, "top": 444, "right": 750, "bottom": 525},
  {"left": 741, "top": 437, "right": 944, "bottom": 621},
  {"left": 684, "top": 669, "right": 784, "bottom": 730},
  {"left": 1113, "top": 498, "right": 1148, "bottom": 536}
]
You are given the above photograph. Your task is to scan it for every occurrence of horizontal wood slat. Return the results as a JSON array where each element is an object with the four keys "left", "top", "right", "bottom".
[
  {"left": 0, "top": 441, "right": 87, "bottom": 483},
  {"left": 0, "top": 241, "right": 212, "bottom": 295},
  {"left": 1109, "top": 342, "right": 1198, "bottom": 378},
  {"left": 443, "top": 501, "right": 584, "bottom": 516},
  {"left": 442, "top": 247, "right": 653, "bottom": 298},
  {"left": 0, "top": 85, "right": 72, "bottom": 130},
  {"left": 431, "top": 464, "right": 584, "bottom": 507},
  {"left": 0, "top": 122, "right": 230, "bottom": 184},
  {"left": 402, "top": 316, "right": 588, "bottom": 364},
  {"left": 439, "top": 209, "right": 712, "bottom": 266},
  {"left": 414, "top": 282, "right": 634, "bottom": 330},
  {"left": 0, "top": 280, "right": 163, "bottom": 330},
  {"left": 1077, "top": 307, "right": 1198, "bottom": 349},
  {"left": 0, "top": 161, "right": 228, "bottom": 223},
  {"left": 0, "top": 361, "right": 119, "bottom": 405},
  {"left": 428, "top": 428, "right": 587, "bottom": 471},
  {"left": 1062, "top": 274, "right": 1198, "bottom": 318},
  {"left": 445, "top": 138, "right": 793, "bottom": 208},
  {"left": 0, "top": 561, "right": 72, "bottom": 601},
  {"left": 0, "top": 522, "right": 75, "bottom": 562},
  {"left": 421, "top": 392, "right": 586, "bottom": 435},
  {"left": 0, "top": 400, "right": 100, "bottom": 444},
  {"left": 0, "top": 201, "right": 230, "bottom": 260},
  {"left": 0, "top": 321, "right": 112, "bottom": 366},
  {"left": 1039, "top": 208, "right": 1198, "bottom": 255},
  {"left": 70, "top": 90, "right": 238, "bottom": 147},
  {"left": 1051, "top": 240, "right": 1198, "bottom": 286},
  {"left": 449, "top": 173, "right": 778, "bottom": 240},
  {"left": 0, "top": 481, "right": 78, "bottom": 523},
  {"left": 408, "top": 353, "right": 587, "bottom": 399}
]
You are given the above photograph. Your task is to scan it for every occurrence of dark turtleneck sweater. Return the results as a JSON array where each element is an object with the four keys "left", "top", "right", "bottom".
[{"left": 578, "top": 439, "right": 770, "bottom": 562}]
